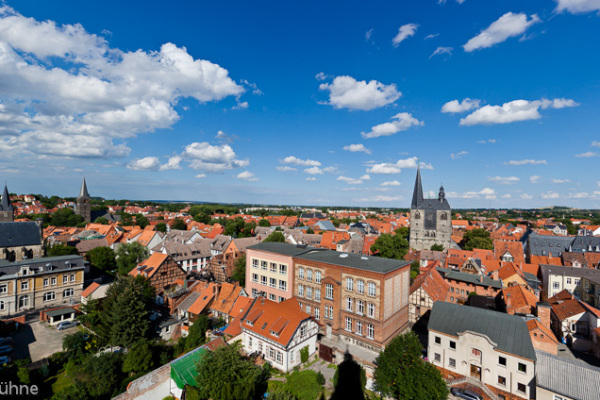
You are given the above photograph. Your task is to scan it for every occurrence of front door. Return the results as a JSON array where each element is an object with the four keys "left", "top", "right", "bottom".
[{"left": 470, "top": 364, "right": 481, "bottom": 380}]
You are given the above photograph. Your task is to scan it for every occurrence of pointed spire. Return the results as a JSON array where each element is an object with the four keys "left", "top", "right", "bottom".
[
  {"left": 411, "top": 166, "right": 423, "bottom": 209},
  {"left": 1, "top": 184, "right": 12, "bottom": 211},
  {"left": 78, "top": 177, "right": 90, "bottom": 198}
]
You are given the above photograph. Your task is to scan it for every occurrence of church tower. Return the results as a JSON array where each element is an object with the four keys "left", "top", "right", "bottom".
[
  {"left": 409, "top": 167, "right": 452, "bottom": 251},
  {"left": 76, "top": 178, "right": 91, "bottom": 223},
  {"left": 0, "top": 184, "right": 14, "bottom": 222}
]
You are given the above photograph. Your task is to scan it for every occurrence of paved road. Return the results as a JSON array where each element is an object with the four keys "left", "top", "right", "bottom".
[{"left": 12, "top": 321, "right": 75, "bottom": 362}]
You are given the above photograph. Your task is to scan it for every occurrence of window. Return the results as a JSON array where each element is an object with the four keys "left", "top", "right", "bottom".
[
  {"left": 461, "top": 289, "right": 465, "bottom": 295},
  {"left": 270, "top": 277, "right": 277, "bottom": 288},
  {"left": 450, "top": 297, "right": 454, "bottom": 302},
  {"left": 449, "top": 341, "right": 456, "bottom": 350},
  {"left": 326, "top": 284, "right": 334, "bottom": 299},
  {"left": 357, "top": 300, "right": 364, "bottom": 315},
  {"left": 258, "top": 342, "right": 263, "bottom": 353},
  {"left": 517, "top": 383, "right": 526, "bottom": 393},
  {"left": 434, "top": 353, "right": 441, "bottom": 362},
  {"left": 261, "top": 275, "right": 267, "bottom": 286},
  {"left": 249, "top": 336, "right": 253, "bottom": 348},
  {"left": 70, "top": 274, "right": 75, "bottom": 282},
  {"left": 279, "top": 280, "right": 287, "bottom": 291},
  {"left": 270, "top": 263, "right": 277, "bottom": 273},
  {"left": 575, "top": 279, "right": 580, "bottom": 286},
  {"left": 63, "top": 275, "right": 68, "bottom": 283},
  {"left": 63, "top": 288, "right": 74, "bottom": 297},
  {"left": 252, "top": 259, "right": 259, "bottom": 268},
  {"left": 276, "top": 351, "right": 283, "bottom": 364},
  {"left": 357, "top": 280, "right": 364, "bottom": 294},
  {"left": 51, "top": 277, "right": 56, "bottom": 285},
  {"left": 449, "top": 358, "right": 456, "bottom": 368},
  {"left": 261, "top": 261, "right": 268, "bottom": 270},
  {"left": 306, "top": 305, "right": 311, "bottom": 314},
  {"left": 368, "top": 282, "right": 376, "bottom": 296},
  {"left": 346, "top": 277, "right": 354, "bottom": 291},
  {"left": 315, "top": 289, "right": 321, "bottom": 301},
  {"left": 43, "top": 292, "right": 56, "bottom": 302},
  {"left": 325, "top": 305, "right": 333, "bottom": 319},
  {"left": 566, "top": 278, "right": 572, "bottom": 285},
  {"left": 367, "top": 324, "right": 374, "bottom": 339},
  {"left": 252, "top": 273, "right": 258, "bottom": 283},
  {"left": 279, "top": 264, "right": 287, "bottom": 275},
  {"left": 279, "top": 296, "right": 285, "bottom": 302},
  {"left": 268, "top": 347, "right": 274, "bottom": 359},
  {"left": 314, "top": 307, "right": 320, "bottom": 319},
  {"left": 471, "top": 348, "right": 481, "bottom": 358},
  {"left": 435, "top": 336, "right": 441, "bottom": 344},
  {"left": 0, "top": 284, "right": 6, "bottom": 294},
  {"left": 345, "top": 317, "right": 352, "bottom": 331},
  {"left": 450, "top": 287, "right": 454, "bottom": 293},
  {"left": 498, "top": 356, "right": 506, "bottom": 366},
  {"left": 19, "top": 295, "right": 29, "bottom": 308},
  {"left": 553, "top": 282, "right": 560, "bottom": 289},
  {"left": 518, "top": 363, "right": 527, "bottom": 373},
  {"left": 306, "top": 286, "right": 313, "bottom": 299},
  {"left": 269, "top": 293, "right": 276, "bottom": 301},
  {"left": 0, "top": 301, "right": 4, "bottom": 310},
  {"left": 43, "top": 278, "right": 49, "bottom": 287},
  {"left": 307, "top": 269, "right": 313, "bottom": 281},
  {"left": 498, "top": 376, "right": 506, "bottom": 386},
  {"left": 252, "top": 288, "right": 258, "bottom": 296},
  {"left": 315, "top": 271, "right": 321, "bottom": 283},
  {"left": 346, "top": 297, "right": 353, "bottom": 312},
  {"left": 298, "top": 285, "right": 304, "bottom": 297},
  {"left": 21, "top": 281, "right": 29, "bottom": 291},
  {"left": 299, "top": 268, "right": 305, "bottom": 280},
  {"left": 367, "top": 303, "right": 375, "bottom": 318}
]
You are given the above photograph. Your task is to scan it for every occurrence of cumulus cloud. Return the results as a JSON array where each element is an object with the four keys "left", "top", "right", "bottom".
[
  {"left": 555, "top": 0, "right": 600, "bottom": 14},
  {"left": 182, "top": 142, "right": 249, "bottom": 172},
  {"left": 488, "top": 176, "right": 520, "bottom": 185},
  {"left": 575, "top": 151, "right": 599, "bottom": 158},
  {"left": 424, "top": 33, "right": 439, "bottom": 40},
  {"left": 463, "top": 12, "right": 541, "bottom": 52},
  {"left": 392, "top": 23, "right": 419, "bottom": 46},
  {"left": 304, "top": 166, "right": 323, "bottom": 175},
  {"left": 552, "top": 178, "right": 571, "bottom": 184},
  {"left": 460, "top": 98, "right": 578, "bottom": 125},
  {"left": 381, "top": 180, "right": 401, "bottom": 186},
  {"left": 315, "top": 72, "right": 328, "bottom": 81},
  {"left": 451, "top": 151, "right": 468, "bottom": 159},
  {"left": 231, "top": 101, "right": 248, "bottom": 110},
  {"left": 501, "top": 194, "right": 512, "bottom": 199},
  {"left": 337, "top": 176, "right": 365, "bottom": 185},
  {"left": 521, "top": 193, "right": 533, "bottom": 200},
  {"left": 195, "top": 174, "right": 206, "bottom": 178},
  {"left": 236, "top": 171, "right": 258, "bottom": 181},
  {"left": 276, "top": 166, "right": 297, "bottom": 172},
  {"left": 343, "top": 144, "right": 371, "bottom": 154},
  {"left": 506, "top": 159, "right": 547, "bottom": 166},
  {"left": 319, "top": 76, "right": 401, "bottom": 111},
  {"left": 430, "top": 46, "right": 453, "bottom": 58},
  {"left": 306, "top": 177, "right": 317, "bottom": 181},
  {"left": 281, "top": 156, "right": 321, "bottom": 166},
  {"left": 541, "top": 191, "right": 560, "bottom": 199},
  {"left": 160, "top": 155, "right": 182, "bottom": 171},
  {"left": 127, "top": 156, "right": 160, "bottom": 171},
  {"left": 361, "top": 113, "right": 424, "bottom": 139},
  {"left": 446, "top": 188, "right": 496, "bottom": 200},
  {"left": 530, "top": 175, "right": 542, "bottom": 184},
  {"left": 441, "top": 98, "right": 481, "bottom": 113},
  {"left": 366, "top": 157, "right": 432, "bottom": 174},
  {"left": 0, "top": 6, "right": 244, "bottom": 160}
]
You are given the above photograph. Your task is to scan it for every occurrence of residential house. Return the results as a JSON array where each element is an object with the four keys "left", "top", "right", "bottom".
[
  {"left": 581, "top": 274, "right": 600, "bottom": 309},
  {"left": 493, "top": 240, "right": 525, "bottom": 264},
  {"left": 539, "top": 264, "right": 600, "bottom": 299},
  {"left": 525, "top": 233, "right": 573, "bottom": 263},
  {"left": 499, "top": 285, "right": 538, "bottom": 315},
  {"left": 436, "top": 267, "right": 502, "bottom": 303},
  {"left": 428, "top": 301, "right": 536, "bottom": 400},
  {"left": 526, "top": 317, "right": 559, "bottom": 355},
  {"left": 409, "top": 268, "right": 449, "bottom": 324},
  {"left": 209, "top": 282, "right": 247, "bottom": 323},
  {"left": 129, "top": 253, "right": 187, "bottom": 295},
  {"left": 152, "top": 240, "right": 212, "bottom": 272},
  {"left": 80, "top": 282, "right": 112, "bottom": 304},
  {"left": 548, "top": 290, "right": 600, "bottom": 352}
]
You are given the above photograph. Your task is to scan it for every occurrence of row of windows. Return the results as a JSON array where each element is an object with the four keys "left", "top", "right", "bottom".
[
  {"left": 344, "top": 316, "right": 375, "bottom": 339},
  {"left": 251, "top": 274, "right": 287, "bottom": 291},
  {"left": 345, "top": 297, "right": 376, "bottom": 318},
  {"left": 2, "top": 275, "right": 77, "bottom": 293},
  {"left": 248, "top": 337, "right": 284, "bottom": 364},
  {"left": 250, "top": 288, "right": 286, "bottom": 303},
  {"left": 299, "top": 302, "right": 322, "bottom": 320},
  {"left": 298, "top": 268, "right": 322, "bottom": 283},
  {"left": 252, "top": 259, "right": 288, "bottom": 275},
  {"left": 297, "top": 285, "right": 321, "bottom": 300},
  {"left": 1, "top": 289, "right": 75, "bottom": 310},
  {"left": 345, "top": 278, "right": 376, "bottom": 296}
]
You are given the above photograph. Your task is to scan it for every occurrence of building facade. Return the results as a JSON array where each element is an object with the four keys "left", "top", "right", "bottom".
[{"left": 409, "top": 167, "right": 452, "bottom": 251}]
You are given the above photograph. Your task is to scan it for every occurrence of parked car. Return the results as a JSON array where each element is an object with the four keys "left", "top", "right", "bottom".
[
  {"left": 57, "top": 320, "right": 78, "bottom": 331},
  {"left": 451, "top": 388, "right": 484, "bottom": 400},
  {"left": 0, "top": 355, "right": 11, "bottom": 365},
  {"left": 0, "top": 337, "right": 12, "bottom": 346},
  {"left": 0, "top": 345, "right": 13, "bottom": 355}
]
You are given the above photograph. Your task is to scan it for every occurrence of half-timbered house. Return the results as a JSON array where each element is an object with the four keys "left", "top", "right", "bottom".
[{"left": 129, "top": 253, "right": 186, "bottom": 295}]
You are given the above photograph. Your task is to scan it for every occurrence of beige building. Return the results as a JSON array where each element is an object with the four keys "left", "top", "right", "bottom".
[{"left": 0, "top": 255, "right": 87, "bottom": 316}]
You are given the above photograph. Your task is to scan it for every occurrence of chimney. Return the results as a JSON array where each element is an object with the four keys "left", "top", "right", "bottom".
[
  {"left": 537, "top": 302, "right": 552, "bottom": 331},
  {"left": 213, "top": 284, "right": 219, "bottom": 297},
  {"left": 492, "top": 270, "right": 499, "bottom": 281},
  {"left": 505, "top": 293, "right": 512, "bottom": 312}
]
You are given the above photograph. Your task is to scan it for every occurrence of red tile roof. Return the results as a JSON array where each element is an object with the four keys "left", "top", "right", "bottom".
[
  {"left": 493, "top": 240, "right": 525, "bottom": 264},
  {"left": 502, "top": 285, "right": 538, "bottom": 314},
  {"left": 409, "top": 268, "right": 449, "bottom": 303},
  {"left": 81, "top": 282, "right": 100, "bottom": 298},
  {"left": 129, "top": 253, "right": 169, "bottom": 279},
  {"left": 526, "top": 319, "right": 558, "bottom": 343},
  {"left": 551, "top": 298, "right": 586, "bottom": 321}
]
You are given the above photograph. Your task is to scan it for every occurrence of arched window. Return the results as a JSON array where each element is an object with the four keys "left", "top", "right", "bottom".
[
  {"left": 19, "top": 295, "right": 30, "bottom": 308},
  {"left": 414, "top": 211, "right": 421, "bottom": 220},
  {"left": 441, "top": 213, "right": 448, "bottom": 221}
]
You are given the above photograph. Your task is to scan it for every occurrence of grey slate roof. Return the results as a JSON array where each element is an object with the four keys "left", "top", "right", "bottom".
[
  {"left": 535, "top": 349, "right": 600, "bottom": 400},
  {"left": 540, "top": 264, "right": 600, "bottom": 282},
  {"left": 78, "top": 178, "right": 90, "bottom": 198},
  {"left": 46, "top": 307, "right": 75, "bottom": 318},
  {"left": 297, "top": 248, "right": 410, "bottom": 274},
  {"left": 314, "top": 220, "right": 336, "bottom": 231},
  {"left": 0, "top": 255, "right": 87, "bottom": 281},
  {"left": 526, "top": 233, "right": 573, "bottom": 257},
  {"left": 0, "top": 221, "right": 41, "bottom": 247},
  {"left": 428, "top": 301, "right": 536, "bottom": 361},
  {"left": 436, "top": 267, "right": 502, "bottom": 289},
  {"left": 411, "top": 167, "right": 423, "bottom": 209},
  {"left": 570, "top": 236, "right": 600, "bottom": 252}
]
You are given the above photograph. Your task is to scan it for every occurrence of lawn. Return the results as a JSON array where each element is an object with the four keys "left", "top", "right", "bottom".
[{"left": 50, "top": 370, "right": 75, "bottom": 394}]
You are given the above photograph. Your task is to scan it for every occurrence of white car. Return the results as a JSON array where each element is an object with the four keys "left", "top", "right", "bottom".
[{"left": 57, "top": 320, "right": 78, "bottom": 331}]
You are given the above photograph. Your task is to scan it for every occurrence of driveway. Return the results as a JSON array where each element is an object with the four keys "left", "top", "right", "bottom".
[{"left": 12, "top": 321, "right": 76, "bottom": 362}]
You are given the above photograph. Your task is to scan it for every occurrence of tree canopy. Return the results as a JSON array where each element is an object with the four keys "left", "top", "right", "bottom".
[
  {"left": 258, "top": 219, "right": 270, "bottom": 227},
  {"left": 48, "top": 244, "right": 79, "bottom": 257},
  {"left": 86, "top": 246, "right": 116, "bottom": 272},
  {"left": 370, "top": 228, "right": 409, "bottom": 260},
  {"left": 374, "top": 331, "right": 448, "bottom": 400},
  {"left": 171, "top": 219, "right": 187, "bottom": 231},
  {"left": 50, "top": 208, "right": 85, "bottom": 227},
  {"left": 122, "top": 340, "right": 154, "bottom": 375},
  {"left": 116, "top": 242, "right": 150, "bottom": 275},
  {"left": 430, "top": 243, "right": 444, "bottom": 251},
  {"left": 461, "top": 228, "right": 493, "bottom": 251},
  {"left": 232, "top": 255, "right": 246, "bottom": 287},
  {"left": 264, "top": 231, "right": 285, "bottom": 243}
]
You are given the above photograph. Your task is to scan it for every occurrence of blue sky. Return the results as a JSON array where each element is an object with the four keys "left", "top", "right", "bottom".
[{"left": 1, "top": 0, "right": 599, "bottom": 208}]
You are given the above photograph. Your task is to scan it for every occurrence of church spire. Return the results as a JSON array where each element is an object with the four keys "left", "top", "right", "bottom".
[
  {"left": 1, "top": 184, "right": 12, "bottom": 211},
  {"left": 78, "top": 177, "right": 90, "bottom": 198},
  {"left": 411, "top": 166, "right": 423, "bottom": 209}
]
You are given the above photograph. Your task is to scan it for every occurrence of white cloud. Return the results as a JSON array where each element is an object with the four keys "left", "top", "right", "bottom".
[
  {"left": 575, "top": 151, "right": 599, "bottom": 158},
  {"left": 555, "top": 0, "right": 600, "bottom": 14},
  {"left": 430, "top": 46, "right": 453, "bottom": 58},
  {"left": 392, "top": 23, "right": 418, "bottom": 47},
  {"left": 182, "top": 142, "right": 249, "bottom": 172},
  {"left": 477, "top": 138, "right": 496, "bottom": 144},
  {"left": 366, "top": 157, "right": 432, "bottom": 174},
  {"left": 567, "top": 192, "right": 592, "bottom": 199},
  {"left": 506, "top": 159, "right": 547, "bottom": 166},
  {"left": 337, "top": 176, "right": 365, "bottom": 185},
  {"left": 365, "top": 28, "right": 373, "bottom": 41},
  {"left": 451, "top": 151, "right": 468, "bottom": 159},
  {"left": 319, "top": 76, "right": 401, "bottom": 111},
  {"left": 231, "top": 101, "right": 248, "bottom": 110},
  {"left": 552, "top": 178, "right": 571, "bottom": 184},
  {"left": 521, "top": 193, "right": 533, "bottom": 200},
  {"left": 304, "top": 166, "right": 323, "bottom": 175},
  {"left": 460, "top": 98, "right": 578, "bottom": 126},
  {"left": 276, "top": 166, "right": 297, "bottom": 172},
  {"left": 322, "top": 166, "right": 339, "bottom": 174},
  {"left": 160, "top": 155, "right": 182, "bottom": 171},
  {"left": 0, "top": 6, "right": 244, "bottom": 160},
  {"left": 306, "top": 177, "right": 317, "bottom": 181},
  {"left": 381, "top": 180, "right": 401, "bottom": 186},
  {"left": 360, "top": 174, "right": 371, "bottom": 180},
  {"left": 127, "top": 156, "right": 160, "bottom": 171},
  {"left": 441, "top": 98, "right": 481, "bottom": 113},
  {"left": 446, "top": 188, "right": 496, "bottom": 200},
  {"left": 488, "top": 176, "right": 520, "bottom": 185},
  {"left": 315, "top": 72, "right": 328, "bottom": 81},
  {"left": 463, "top": 12, "right": 541, "bottom": 52},
  {"left": 195, "top": 174, "right": 206, "bottom": 178},
  {"left": 359, "top": 195, "right": 402, "bottom": 202},
  {"left": 592, "top": 140, "right": 600, "bottom": 147},
  {"left": 530, "top": 175, "right": 542, "bottom": 184},
  {"left": 361, "top": 113, "right": 424, "bottom": 139},
  {"left": 281, "top": 156, "right": 321, "bottom": 166},
  {"left": 501, "top": 194, "right": 512, "bottom": 199},
  {"left": 541, "top": 191, "right": 560, "bottom": 199},
  {"left": 424, "top": 33, "right": 439, "bottom": 40},
  {"left": 343, "top": 144, "right": 371, "bottom": 154},
  {"left": 237, "top": 171, "right": 258, "bottom": 181}
]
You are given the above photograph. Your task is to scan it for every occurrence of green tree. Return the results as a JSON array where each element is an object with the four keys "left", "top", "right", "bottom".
[
  {"left": 48, "top": 244, "right": 79, "bottom": 257},
  {"left": 156, "top": 222, "right": 167, "bottom": 233},
  {"left": 194, "top": 213, "right": 212, "bottom": 224},
  {"left": 370, "top": 233, "right": 409, "bottom": 259},
  {"left": 50, "top": 208, "right": 85, "bottom": 227},
  {"left": 62, "top": 331, "right": 93, "bottom": 361},
  {"left": 123, "top": 340, "right": 154, "bottom": 375},
  {"left": 136, "top": 215, "right": 150, "bottom": 229},
  {"left": 239, "top": 222, "right": 256, "bottom": 238},
  {"left": 264, "top": 231, "right": 285, "bottom": 243},
  {"left": 374, "top": 331, "right": 448, "bottom": 400},
  {"left": 195, "top": 343, "right": 270, "bottom": 400},
  {"left": 94, "top": 216, "right": 110, "bottom": 225},
  {"left": 81, "top": 352, "right": 124, "bottom": 398},
  {"left": 306, "top": 227, "right": 315, "bottom": 234},
  {"left": 430, "top": 244, "right": 444, "bottom": 251},
  {"left": 461, "top": 228, "right": 493, "bottom": 251},
  {"left": 86, "top": 246, "right": 117, "bottom": 272},
  {"left": 116, "top": 242, "right": 149, "bottom": 275},
  {"left": 232, "top": 255, "right": 246, "bottom": 287},
  {"left": 258, "top": 219, "right": 270, "bottom": 227},
  {"left": 172, "top": 219, "right": 187, "bottom": 230},
  {"left": 185, "top": 314, "right": 211, "bottom": 351},
  {"left": 410, "top": 261, "right": 420, "bottom": 283}
]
